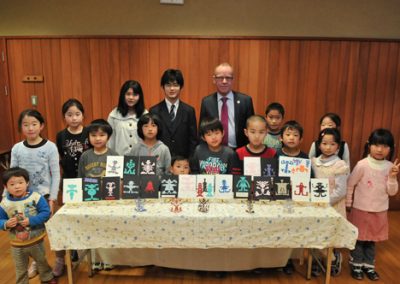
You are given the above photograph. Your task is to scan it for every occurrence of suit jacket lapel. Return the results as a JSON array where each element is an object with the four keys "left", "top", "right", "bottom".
[{"left": 159, "top": 102, "right": 173, "bottom": 135}]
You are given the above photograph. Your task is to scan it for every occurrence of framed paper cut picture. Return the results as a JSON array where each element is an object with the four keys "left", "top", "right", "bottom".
[
  {"left": 62, "top": 178, "right": 83, "bottom": 203},
  {"left": 82, "top": 177, "right": 101, "bottom": 201},
  {"left": 278, "top": 156, "right": 311, "bottom": 178},
  {"left": 123, "top": 156, "right": 139, "bottom": 176},
  {"left": 253, "top": 176, "right": 275, "bottom": 201},
  {"left": 243, "top": 157, "right": 261, "bottom": 177},
  {"left": 160, "top": 174, "right": 179, "bottom": 198},
  {"left": 214, "top": 174, "right": 233, "bottom": 199},
  {"left": 233, "top": 175, "right": 252, "bottom": 199},
  {"left": 310, "top": 178, "right": 330, "bottom": 203},
  {"left": 178, "top": 175, "right": 197, "bottom": 198},
  {"left": 140, "top": 176, "right": 160, "bottom": 199},
  {"left": 261, "top": 158, "right": 278, "bottom": 177},
  {"left": 121, "top": 175, "right": 140, "bottom": 199},
  {"left": 139, "top": 156, "right": 157, "bottom": 175},
  {"left": 291, "top": 176, "right": 310, "bottom": 202},
  {"left": 273, "top": 176, "right": 291, "bottom": 200},
  {"left": 101, "top": 176, "right": 120, "bottom": 200},
  {"left": 106, "top": 155, "right": 124, "bottom": 178},
  {"left": 195, "top": 175, "right": 215, "bottom": 198}
]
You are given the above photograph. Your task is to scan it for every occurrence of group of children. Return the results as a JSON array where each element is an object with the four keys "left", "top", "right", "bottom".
[{"left": 0, "top": 97, "right": 399, "bottom": 283}]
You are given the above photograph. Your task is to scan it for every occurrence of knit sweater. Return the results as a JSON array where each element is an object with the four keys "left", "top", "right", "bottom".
[
  {"left": 346, "top": 156, "right": 398, "bottom": 212},
  {"left": 10, "top": 140, "right": 60, "bottom": 200},
  {"left": 0, "top": 191, "right": 50, "bottom": 247}
]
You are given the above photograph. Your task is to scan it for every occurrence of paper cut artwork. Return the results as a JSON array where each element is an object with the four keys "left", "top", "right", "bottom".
[
  {"left": 106, "top": 155, "right": 124, "bottom": 178},
  {"left": 178, "top": 175, "right": 197, "bottom": 198},
  {"left": 170, "top": 198, "right": 182, "bottom": 213},
  {"left": 198, "top": 198, "right": 209, "bottom": 213},
  {"left": 123, "top": 156, "right": 139, "bottom": 176},
  {"left": 243, "top": 157, "right": 261, "bottom": 177},
  {"left": 62, "top": 178, "right": 83, "bottom": 203},
  {"left": 160, "top": 175, "right": 179, "bottom": 198},
  {"left": 122, "top": 175, "right": 140, "bottom": 199},
  {"left": 291, "top": 176, "right": 310, "bottom": 202},
  {"left": 253, "top": 176, "right": 275, "bottom": 200},
  {"left": 233, "top": 175, "right": 252, "bottom": 199},
  {"left": 135, "top": 198, "right": 146, "bottom": 212},
  {"left": 273, "top": 176, "right": 291, "bottom": 200},
  {"left": 195, "top": 175, "right": 215, "bottom": 198},
  {"left": 82, "top": 177, "right": 101, "bottom": 201},
  {"left": 261, "top": 158, "right": 278, "bottom": 177},
  {"left": 139, "top": 156, "right": 157, "bottom": 175},
  {"left": 140, "top": 176, "right": 160, "bottom": 198},
  {"left": 101, "top": 176, "right": 120, "bottom": 200},
  {"left": 214, "top": 175, "right": 233, "bottom": 199},
  {"left": 310, "top": 178, "right": 330, "bottom": 203}
]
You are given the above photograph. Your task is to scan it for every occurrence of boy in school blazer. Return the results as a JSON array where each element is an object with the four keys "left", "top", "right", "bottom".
[{"left": 150, "top": 69, "right": 198, "bottom": 158}]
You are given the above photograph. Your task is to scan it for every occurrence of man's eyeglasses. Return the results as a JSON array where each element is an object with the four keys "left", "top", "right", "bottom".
[{"left": 214, "top": 76, "right": 233, "bottom": 82}]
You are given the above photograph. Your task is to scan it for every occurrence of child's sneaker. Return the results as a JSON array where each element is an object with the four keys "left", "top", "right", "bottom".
[
  {"left": 102, "top": 263, "right": 115, "bottom": 271},
  {"left": 28, "top": 261, "right": 38, "bottom": 278},
  {"left": 362, "top": 267, "right": 379, "bottom": 281},
  {"left": 350, "top": 264, "right": 364, "bottom": 280},
  {"left": 52, "top": 257, "right": 65, "bottom": 277},
  {"left": 330, "top": 250, "right": 342, "bottom": 276},
  {"left": 92, "top": 262, "right": 103, "bottom": 271}
]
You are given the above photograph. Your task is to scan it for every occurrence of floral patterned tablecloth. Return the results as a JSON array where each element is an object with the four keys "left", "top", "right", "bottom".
[{"left": 46, "top": 200, "right": 357, "bottom": 251}]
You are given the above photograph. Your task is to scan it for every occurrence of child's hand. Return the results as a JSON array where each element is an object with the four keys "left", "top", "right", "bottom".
[
  {"left": 6, "top": 217, "right": 18, "bottom": 228},
  {"left": 389, "top": 159, "right": 400, "bottom": 178},
  {"left": 20, "top": 218, "right": 30, "bottom": 227}
]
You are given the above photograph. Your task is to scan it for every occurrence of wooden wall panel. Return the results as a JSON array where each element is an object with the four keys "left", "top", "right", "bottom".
[{"left": 4, "top": 37, "right": 400, "bottom": 207}]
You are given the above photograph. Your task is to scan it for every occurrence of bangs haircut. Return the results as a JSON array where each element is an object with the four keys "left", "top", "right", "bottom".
[
  {"left": 317, "top": 128, "right": 341, "bottom": 144},
  {"left": 364, "top": 128, "right": 395, "bottom": 160},
  {"left": 265, "top": 102, "right": 285, "bottom": 118},
  {"left": 18, "top": 109, "right": 45, "bottom": 132},
  {"left": 199, "top": 117, "right": 223, "bottom": 137},
  {"left": 137, "top": 113, "right": 162, "bottom": 140},
  {"left": 160, "top": 69, "right": 184, "bottom": 88},
  {"left": 320, "top": 112, "right": 341, "bottom": 128},
  {"left": 87, "top": 119, "right": 113, "bottom": 137},
  {"left": 2, "top": 167, "right": 30, "bottom": 184},
  {"left": 117, "top": 80, "right": 145, "bottom": 117},
  {"left": 281, "top": 120, "right": 303, "bottom": 138},
  {"left": 62, "top": 98, "right": 85, "bottom": 116}
]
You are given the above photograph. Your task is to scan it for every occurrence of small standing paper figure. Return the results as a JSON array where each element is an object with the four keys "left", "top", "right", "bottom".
[
  {"left": 170, "top": 198, "right": 182, "bottom": 213},
  {"left": 196, "top": 183, "right": 204, "bottom": 197},
  {"left": 108, "top": 160, "right": 120, "bottom": 175},
  {"left": 198, "top": 198, "right": 209, "bottom": 213},
  {"left": 284, "top": 199, "right": 295, "bottom": 214},
  {"left": 135, "top": 198, "right": 146, "bottom": 212},
  {"left": 219, "top": 179, "right": 230, "bottom": 193},
  {"left": 246, "top": 199, "right": 254, "bottom": 213},
  {"left": 206, "top": 183, "right": 214, "bottom": 197}
]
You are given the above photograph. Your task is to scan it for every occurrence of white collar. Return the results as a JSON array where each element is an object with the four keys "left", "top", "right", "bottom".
[
  {"left": 314, "top": 155, "right": 341, "bottom": 167},
  {"left": 217, "top": 91, "right": 234, "bottom": 101},
  {"left": 165, "top": 99, "right": 180, "bottom": 109}
]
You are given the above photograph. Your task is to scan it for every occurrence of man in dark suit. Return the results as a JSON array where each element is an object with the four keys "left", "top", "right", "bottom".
[
  {"left": 199, "top": 63, "right": 254, "bottom": 149},
  {"left": 150, "top": 69, "right": 198, "bottom": 158}
]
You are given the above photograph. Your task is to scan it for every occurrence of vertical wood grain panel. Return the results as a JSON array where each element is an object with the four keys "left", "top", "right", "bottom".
[{"left": 4, "top": 38, "right": 400, "bottom": 201}]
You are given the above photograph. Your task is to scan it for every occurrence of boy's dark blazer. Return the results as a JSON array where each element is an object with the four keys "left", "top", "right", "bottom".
[
  {"left": 199, "top": 91, "right": 254, "bottom": 148},
  {"left": 150, "top": 100, "right": 198, "bottom": 158}
]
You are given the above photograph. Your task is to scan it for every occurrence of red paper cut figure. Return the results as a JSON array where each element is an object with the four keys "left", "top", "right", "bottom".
[
  {"left": 145, "top": 181, "right": 155, "bottom": 192},
  {"left": 295, "top": 182, "right": 308, "bottom": 196}
]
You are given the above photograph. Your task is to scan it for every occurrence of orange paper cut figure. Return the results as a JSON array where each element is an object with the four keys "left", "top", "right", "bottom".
[{"left": 295, "top": 182, "right": 308, "bottom": 196}]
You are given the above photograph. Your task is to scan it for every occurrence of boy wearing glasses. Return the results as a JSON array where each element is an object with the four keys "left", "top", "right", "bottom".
[
  {"left": 199, "top": 62, "right": 254, "bottom": 150},
  {"left": 150, "top": 69, "right": 198, "bottom": 158}
]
